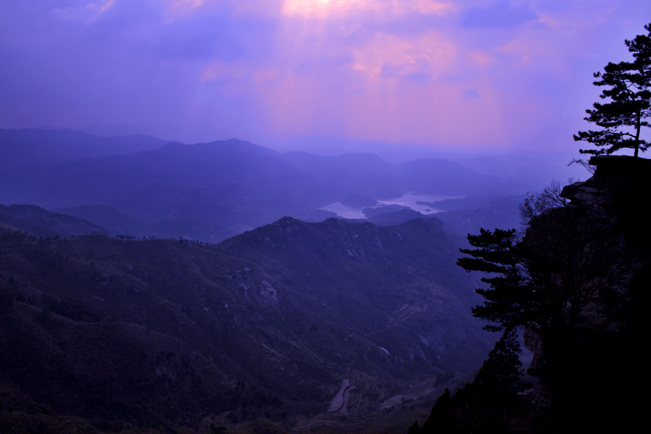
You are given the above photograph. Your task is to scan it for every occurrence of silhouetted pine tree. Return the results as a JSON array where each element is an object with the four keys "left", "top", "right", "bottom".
[
  {"left": 473, "top": 328, "right": 523, "bottom": 396},
  {"left": 415, "top": 329, "right": 525, "bottom": 434}
]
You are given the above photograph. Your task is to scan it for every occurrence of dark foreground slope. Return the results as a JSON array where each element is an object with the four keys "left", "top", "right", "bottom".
[
  {"left": 411, "top": 156, "right": 648, "bottom": 433},
  {"left": 0, "top": 216, "right": 490, "bottom": 434}
]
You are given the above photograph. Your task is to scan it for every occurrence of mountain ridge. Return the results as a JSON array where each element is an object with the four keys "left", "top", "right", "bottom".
[{"left": 0, "top": 212, "right": 492, "bottom": 433}]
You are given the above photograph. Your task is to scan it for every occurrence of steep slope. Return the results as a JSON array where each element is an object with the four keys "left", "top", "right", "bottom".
[
  {"left": 519, "top": 156, "right": 647, "bottom": 432},
  {"left": 217, "top": 217, "right": 488, "bottom": 375},
  {"left": 0, "top": 216, "right": 491, "bottom": 433},
  {"left": 410, "top": 156, "right": 648, "bottom": 434}
]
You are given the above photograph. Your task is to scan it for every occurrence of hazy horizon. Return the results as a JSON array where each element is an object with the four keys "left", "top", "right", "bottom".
[{"left": 2, "top": 1, "right": 650, "bottom": 156}]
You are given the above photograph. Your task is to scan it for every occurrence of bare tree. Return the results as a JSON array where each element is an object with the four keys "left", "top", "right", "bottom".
[{"left": 519, "top": 179, "right": 574, "bottom": 225}]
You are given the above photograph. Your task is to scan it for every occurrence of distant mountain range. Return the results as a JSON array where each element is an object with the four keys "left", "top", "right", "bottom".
[
  {"left": 0, "top": 128, "right": 165, "bottom": 170},
  {"left": 0, "top": 128, "right": 535, "bottom": 241}
]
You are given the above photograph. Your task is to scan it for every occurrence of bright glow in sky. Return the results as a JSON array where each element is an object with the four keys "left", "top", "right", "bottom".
[{"left": 0, "top": 0, "right": 649, "bottom": 152}]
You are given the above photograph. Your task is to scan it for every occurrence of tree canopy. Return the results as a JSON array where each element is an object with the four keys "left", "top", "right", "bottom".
[
  {"left": 574, "top": 23, "right": 651, "bottom": 157},
  {"left": 457, "top": 228, "right": 538, "bottom": 332},
  {"left": 457, "top": 213, "right": 608, "bottom": 337}
]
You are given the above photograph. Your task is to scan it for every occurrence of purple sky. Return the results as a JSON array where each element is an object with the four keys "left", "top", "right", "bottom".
[{"left": 1, "top": 1, "right": 649, "bottom": 153}]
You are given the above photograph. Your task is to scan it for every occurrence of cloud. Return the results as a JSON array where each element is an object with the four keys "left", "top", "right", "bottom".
[
  {"left": 461, "top": 0, "right": 538, "bottom": 29},
  {"left": 2, "top": 0, "right": 651, "bottom": 148},
  {"left": 52, "top": 0, "right": 116, "bottom": 25},
  {"left": 461, "top": 88, "right": 481, "bottom": 98},
  {"left": 281, "top": 0, "right": 454, "bottom": 19},
  {"left": 351, "top": 32, "right": 457, "bottom": 81}
]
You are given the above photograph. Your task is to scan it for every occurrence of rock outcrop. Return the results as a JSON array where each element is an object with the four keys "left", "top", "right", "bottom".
[
  {"left": 405, "top": 156, "right": 648, "bottom": 434},
  {"left": 521, "top": 155, "right": 648, "bottom": 431}
]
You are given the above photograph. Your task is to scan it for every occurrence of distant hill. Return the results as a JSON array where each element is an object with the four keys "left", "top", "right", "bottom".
[
  {"left": 0, "top": 204, "right": 110, "bottom": 237},
  {"left": 435, "top": 195, "right": 525, "bottom": 237},
  {"left": 278, "top": 151, "right": 401, "bottom": 199},
  {"left": 0, "top": 215, "right": 491, "bottom": 433},
  {"left": 0, "top": 138, "right": 338, "bottom": 232},
  {"left": 52, "top": 204, "right": 238, "bottom": 242},
  {"left": 0, "top": 128, "right": 533, "bottom": 242},
  {"left": 278, "top": 152, "right": 525, "bottom": 199},
  {"left": 0, "top": 128, "right": 165, "bottom": 170}
]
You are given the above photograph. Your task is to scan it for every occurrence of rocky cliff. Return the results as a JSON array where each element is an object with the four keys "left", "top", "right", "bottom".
[
  {"left": 521, "top": 155, "right": 648, "bottom": 431},
  {"left": 411, "top": 156, "right": 648, "bottom": 434}
]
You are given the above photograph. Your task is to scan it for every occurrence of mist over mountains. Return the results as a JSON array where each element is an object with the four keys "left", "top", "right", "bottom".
[{"left": 0, "top": 128, "right": 566, "bottom": 242}]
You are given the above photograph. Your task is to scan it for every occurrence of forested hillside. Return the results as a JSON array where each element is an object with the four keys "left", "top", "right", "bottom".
[{"left": 0, "top": 214, "right": 492, "bottom": 433}]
